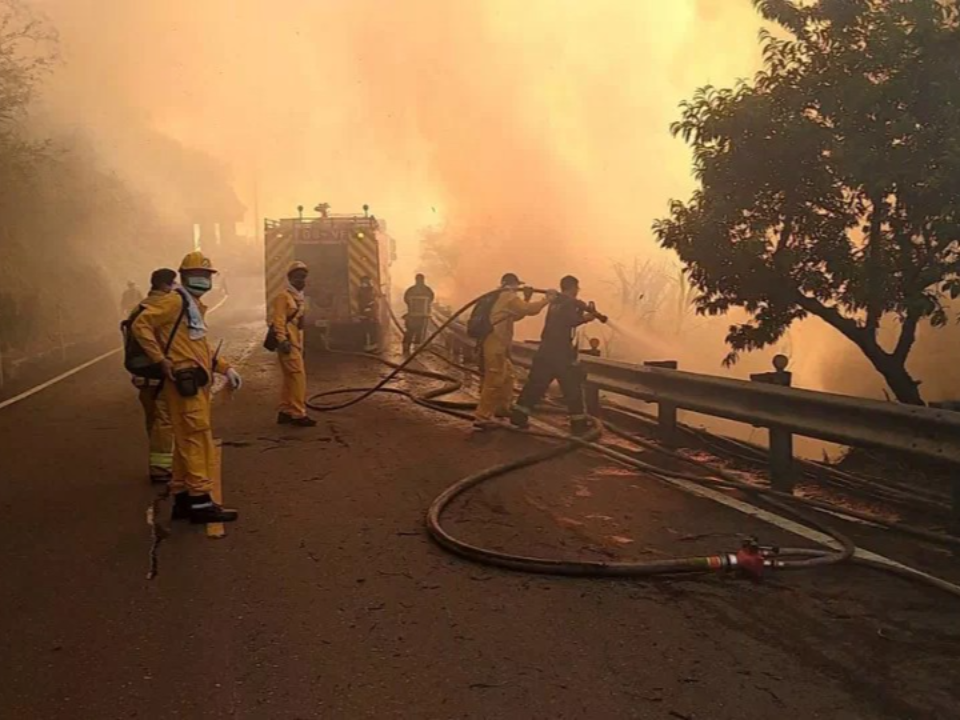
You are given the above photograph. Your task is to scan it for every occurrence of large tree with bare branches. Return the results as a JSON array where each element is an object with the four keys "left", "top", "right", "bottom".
[{"left": 654, "top": 0, "right": 960, "bottom": 404}]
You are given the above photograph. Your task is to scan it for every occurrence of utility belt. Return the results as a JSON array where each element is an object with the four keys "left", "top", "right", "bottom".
[{"left": 171, "top": 364, "right": 211, "bottom": 398}]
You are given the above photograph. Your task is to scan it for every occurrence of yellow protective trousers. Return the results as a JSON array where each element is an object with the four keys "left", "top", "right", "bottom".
[
  {"left": 163, "top": 383, "right": 216, "bottom": 496},
  {"left": 475, "top": 336, "right": 516, "bottom": 421},
  {"left": 278, "top": 348, "right": 307, "bottom": 418},
  {"left": 138, "top": 385, "right": 174, "bottom": 479}
]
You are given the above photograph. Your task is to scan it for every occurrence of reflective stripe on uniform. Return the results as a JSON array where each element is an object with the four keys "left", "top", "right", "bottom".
[{"left": 149, "top": 452, "right": 174, "bottom": 469}]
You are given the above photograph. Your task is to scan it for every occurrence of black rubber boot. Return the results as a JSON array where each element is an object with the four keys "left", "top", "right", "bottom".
[
  {"left": 289, "top": 415, "right": 318, "bottom": 427},
  {"left": 189, "top": 494, "right": 239, "bottom": 524},
  {"left": 277, "top": 412, "right": 294, "bottom": 425},
  {"left": 171, "top": 492, "right": 191, "bottom": 521},
  {"left": 510, "top": 408, "right": 530, "bottom": 428}
]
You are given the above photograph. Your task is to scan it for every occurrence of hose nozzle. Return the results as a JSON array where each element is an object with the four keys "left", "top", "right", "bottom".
[{"left": 584, "top": 300, "right": 609, "bottom": 324}]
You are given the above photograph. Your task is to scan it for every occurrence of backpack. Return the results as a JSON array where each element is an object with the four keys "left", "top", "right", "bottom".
[
  {"left": 263, "top": 297, "right": 303, "bottom": 352},
  {"left": 121, "top": 294, "right": 188, "bottom": 379},
  {"left": 466, "top": 291, "right": 500, "bottom": 341}
]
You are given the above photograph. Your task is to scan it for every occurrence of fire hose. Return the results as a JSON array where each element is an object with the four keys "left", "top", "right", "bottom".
[{"left": 305, "top": 290, "right": 960, "bottom": 597}]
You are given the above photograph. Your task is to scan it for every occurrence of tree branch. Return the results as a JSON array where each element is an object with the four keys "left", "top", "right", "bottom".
[
  {"left": 794, "top": 292, "right": 871, "bottom": 348},
  {"left": 893, "top": 309, "right": 920, "bottom": 362}
]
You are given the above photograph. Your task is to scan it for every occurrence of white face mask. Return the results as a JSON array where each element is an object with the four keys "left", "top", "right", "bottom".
[{"left": 184, "top": 276, "right": 212, "bottom": 295}]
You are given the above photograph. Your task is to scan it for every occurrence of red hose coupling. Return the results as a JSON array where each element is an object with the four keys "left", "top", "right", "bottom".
[{"left": 734, "top": 537, "right": 766, "bottom": 580}]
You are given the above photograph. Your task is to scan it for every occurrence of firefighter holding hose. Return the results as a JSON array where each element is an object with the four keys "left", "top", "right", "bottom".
[
  {"left": 472, "top": 273, "right": 554, "bottom": 430},
  {"left": 511, "top": 275, "right": 602, "bottom": 435}
]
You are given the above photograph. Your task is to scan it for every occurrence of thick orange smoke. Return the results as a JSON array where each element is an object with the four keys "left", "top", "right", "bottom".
[
  {"left": 40, "top": 0, "right": 886, "bottom": 387},
  {"left": 32, "top": 0, "right": 760, "bottom": 277}
]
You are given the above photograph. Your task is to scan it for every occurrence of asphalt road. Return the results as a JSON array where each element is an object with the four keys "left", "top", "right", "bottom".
[{"left": 2, "top": 310, "right": 959, "bottom": 720}]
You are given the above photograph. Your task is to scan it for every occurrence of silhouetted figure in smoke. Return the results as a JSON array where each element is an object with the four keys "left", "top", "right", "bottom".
[
  {"left": 120, "top": 280, "right": 142, "bottom": 317},
  {"left": 402, "top": 273, "right": 435, "bottom": 355}
]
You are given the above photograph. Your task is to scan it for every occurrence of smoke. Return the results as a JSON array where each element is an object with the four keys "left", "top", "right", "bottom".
[
  {"left": 27, "top": 0, "right": 759, "bottom": 268},
  {"left": 25, "top": 0, "right": 879, "bottom": 388}
]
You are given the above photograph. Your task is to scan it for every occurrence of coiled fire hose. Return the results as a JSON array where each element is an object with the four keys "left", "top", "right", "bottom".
[{"left": 306, "top": 291, "right": 960, "bottom": 597}]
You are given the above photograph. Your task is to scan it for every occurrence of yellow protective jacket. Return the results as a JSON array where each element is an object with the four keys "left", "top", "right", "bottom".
[
  {"left": 131, "top": 291, "right": 231, "bottom": 374},
  {"left": 488, "top": 290, "right": 549, "bottom": 347},
  {"left": 270, "top": 289, "right": 305, "bottom": 350}
]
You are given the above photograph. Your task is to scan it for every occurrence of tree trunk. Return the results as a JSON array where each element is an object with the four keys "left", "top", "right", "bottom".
[
  {"left": 867, "top": 351, "right": 925, "bottom": 406},
  {"left": 795, "top": 294, "right": 925, "bottom": 406}
]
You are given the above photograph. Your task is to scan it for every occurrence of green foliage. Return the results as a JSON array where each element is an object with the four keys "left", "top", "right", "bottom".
[{"left": 654, "top": 0, "right": 960, "bottom": 403}]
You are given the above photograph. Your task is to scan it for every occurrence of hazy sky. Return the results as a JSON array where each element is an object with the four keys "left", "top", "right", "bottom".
[{"left": 32, "top": 0, "right": 762, "bottom": 277}]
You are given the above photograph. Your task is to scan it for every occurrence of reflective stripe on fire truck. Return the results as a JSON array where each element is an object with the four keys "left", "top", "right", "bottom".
[
  {"left": 264, "top": 223, "right": 295, "bottom": 311},
  {"left": 348, "top": 231, "right": 380, "bottom": 313}
]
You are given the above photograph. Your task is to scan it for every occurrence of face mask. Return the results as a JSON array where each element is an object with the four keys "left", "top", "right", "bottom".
[{"left": 185, "top": 276, "right": 212, "bottom": 294}]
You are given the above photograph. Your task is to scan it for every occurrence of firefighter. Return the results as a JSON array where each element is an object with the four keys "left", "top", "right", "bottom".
[
  {"left": 120, "top": 280, "right": 142, "bottom": 317},
  {"left": 402, "top": 273, "right": 435, "bottom": 355},
  {"left": 357, "top": 276, "right": 378, "bottom": 350},
  {"left": 272, "top": 260, "right": 316, "bottom": 427},
  {"left": 131, "top": 251, "right": 241, "bottom": 524},
  {"left": 511, "top": 275, "right": 600, "bottom": 435},
  {"left": 130, "top": 268, "right": 177, "bottom": 483},
  {"left": 473, "top": 273, "right": 554, "bottom": 430}
]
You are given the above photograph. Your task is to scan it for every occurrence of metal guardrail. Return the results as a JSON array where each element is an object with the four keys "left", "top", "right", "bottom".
[{"left": 436, "top": 314, "right": 960, "bottom": 467}]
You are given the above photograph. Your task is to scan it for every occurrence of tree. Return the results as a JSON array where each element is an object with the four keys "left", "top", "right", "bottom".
[
  {"left": 654, "top": 0, "right": 960, "bottom": 405},
  {"left": 0, "top": 1, "right": 56, "bottom": 174}
]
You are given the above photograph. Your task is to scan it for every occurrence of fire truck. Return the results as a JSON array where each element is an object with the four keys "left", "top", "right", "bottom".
[{"left": 264, "top": 204, "right": 395, "bottom": 351}]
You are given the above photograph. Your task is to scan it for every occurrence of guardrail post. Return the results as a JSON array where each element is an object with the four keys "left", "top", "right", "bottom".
[
  {"left": 644, "top": 361, "right": 679, "bottom": 446},
  {"left": 751, "top": 355, "right": 795, "bottom": 494},
  {"left": 581, "top": 342, "right": 602, "bottom": 416}
]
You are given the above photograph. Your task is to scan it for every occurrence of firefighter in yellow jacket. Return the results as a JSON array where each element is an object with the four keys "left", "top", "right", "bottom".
[
  {"left": 272, "top": 260, "right": 316, "bottom": 427},
  {"left": 130, "top": 268, "right": 177, "bottom": 483},
  {"left": 131, "top": 251, "right": 241, "bottom": 524},
  {"left": 474, "top": 273, "right": 554, "bottom": 430}
]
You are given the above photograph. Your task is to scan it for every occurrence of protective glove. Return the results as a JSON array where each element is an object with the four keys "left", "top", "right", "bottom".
[
  {"left": 225, "top": 368, "right": 243, "bottom": 391},
  {"left": 278, "top": 339, "right": 293, "bottom": 354},
  {"left": 522, "top": 287, "right": 535, "bottom": 301}
]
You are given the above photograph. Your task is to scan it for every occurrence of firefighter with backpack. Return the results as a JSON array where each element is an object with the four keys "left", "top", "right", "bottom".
[
  {"left": 130, "top": 251, "right": 242, "bottom": 525},
  {"left": 122, "top": 268, "right": 177, "bottom": 483},
  {"left": 471, "top": 273, "right": 555, "bottom": 430}
]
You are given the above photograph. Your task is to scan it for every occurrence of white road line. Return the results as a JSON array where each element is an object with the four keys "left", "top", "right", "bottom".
[
  {"left": 666, "top": 475, "right": 960, "bottom": 587},
  {"left": 0, "top": 348, "right": 122, "bottom": 411},
  {"left": 526, "top": 416, "right": 960, "bottom": 594},
  {"left": 0, "top": 294, "right": 230, "bottom": 412}
]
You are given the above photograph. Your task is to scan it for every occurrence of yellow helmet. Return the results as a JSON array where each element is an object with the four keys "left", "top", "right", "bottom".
[
  {"left": 287, "top": 260, "right": 309, "bottom": 275},
  {"left": 179, "top": 251, "right": 218, "bottom": 273}
]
